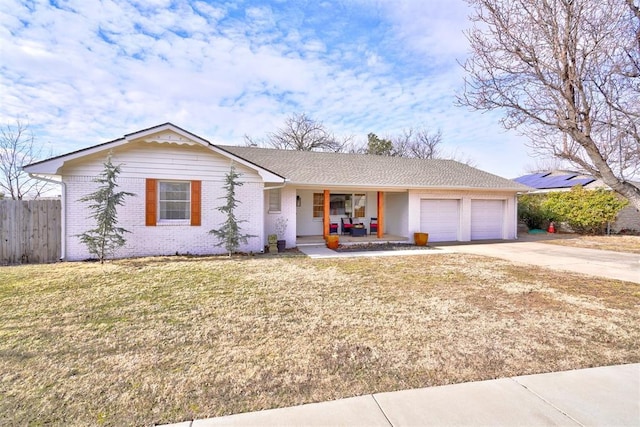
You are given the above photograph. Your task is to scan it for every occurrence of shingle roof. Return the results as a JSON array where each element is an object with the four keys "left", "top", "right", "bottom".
[{"left": 220, "top": 146, "right": 530, "bottom": 191}]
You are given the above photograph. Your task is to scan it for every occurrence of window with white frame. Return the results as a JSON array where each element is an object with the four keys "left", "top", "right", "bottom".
[
  {"left": 313, "top": 193, "right": 324, "bottom": 218},
  {"left": 353, "top": 193, "right": 366, "bottom": 217},
  {"left": 159, "top": 181, "right": 191, "bottom": 220},
  {"left": 268, "top": 188, "right": 281, "bottom": 213}
]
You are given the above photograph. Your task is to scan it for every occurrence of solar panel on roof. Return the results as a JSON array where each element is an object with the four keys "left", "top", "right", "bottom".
[
  {"left": 515, "top": 173, "right": 596, "bottom": 189},
  {"left": 514, "top": 173, "right": 546, "bottom": 187}
]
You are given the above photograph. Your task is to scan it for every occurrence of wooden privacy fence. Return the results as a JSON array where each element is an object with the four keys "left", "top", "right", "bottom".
[{"left": 0, "top": 199, "right": 61, "bottom": 265}]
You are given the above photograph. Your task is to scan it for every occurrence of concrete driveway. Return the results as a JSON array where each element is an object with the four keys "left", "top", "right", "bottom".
[{"left": 443, "top": 239, "right": 640, "bottom": 284}]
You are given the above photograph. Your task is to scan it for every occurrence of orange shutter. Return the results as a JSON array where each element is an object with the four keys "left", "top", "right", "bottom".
[
  {"left": 191, "top": 180, "right": 201, "bottom": 226},
  {"left": 145, "top": 179, "right": 157, "bottom": 226}
]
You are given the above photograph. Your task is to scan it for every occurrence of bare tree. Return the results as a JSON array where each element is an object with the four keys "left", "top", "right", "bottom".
[
  {"left": 364, "top": 127, "right": 475, "bottom": 164},
  {"left": 390, "top": 129, "right": 416, "bottom": 157},
  {"left": 393, "top": 128, "right": 444, "bottom": 159},
  {"left": 460, "top": 0, "right": 640, "bottom": 209},
  {"left": 258, "top": 113, "right": 345, "bottom": 152},
  {"left": 524, "top": 157, "right": 571, "bottom": 174},
  {"left": 0, "top": 120, "right": 52, "bottom": 200}
]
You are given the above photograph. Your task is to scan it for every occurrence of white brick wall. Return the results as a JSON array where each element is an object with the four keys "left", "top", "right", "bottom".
[
  {"left": 264, "top": 186, "right": 297, "bottom": 248},
  {"left": 64, "top": 176, "right": 264, "bottom": 261}
]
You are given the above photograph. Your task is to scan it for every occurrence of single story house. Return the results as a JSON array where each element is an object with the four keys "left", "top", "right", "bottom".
[
  {"left": 24, "top": 123, "right": 530, "bottom": 261},
  {"left": 514, "top": 170, "right": 640, "bottom": 233}
]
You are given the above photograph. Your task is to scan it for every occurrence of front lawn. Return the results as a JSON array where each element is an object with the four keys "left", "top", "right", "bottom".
[{"left": 1, "top": 254, "right": 639, "bottom": 425}]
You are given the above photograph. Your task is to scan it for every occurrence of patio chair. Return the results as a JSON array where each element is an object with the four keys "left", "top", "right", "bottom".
[
  {"left": 370, "top": 217, "right": 378, "bottom": 235},
  {"left": 341, "top": 217, "right": 353, "bottom": 235},
  {"left": 329, "top": 223, "right": 338, "bottom": 234}
]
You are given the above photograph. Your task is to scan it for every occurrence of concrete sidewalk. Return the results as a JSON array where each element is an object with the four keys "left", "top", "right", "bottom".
[{"left": 164, "top": 363, "right": 639, "bottom": 426}]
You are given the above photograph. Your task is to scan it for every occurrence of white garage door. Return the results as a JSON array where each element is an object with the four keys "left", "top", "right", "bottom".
[
  {"left": 471, "top": 200, "right": 504, "bottom": 240},
  {"left": 420, "top": 199, "right": 460, "bottom": 242}
]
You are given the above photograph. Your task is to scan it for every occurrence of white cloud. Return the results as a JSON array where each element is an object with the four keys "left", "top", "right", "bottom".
[{"left": 0, "top": 0, "right": 533, "bottom": 178}]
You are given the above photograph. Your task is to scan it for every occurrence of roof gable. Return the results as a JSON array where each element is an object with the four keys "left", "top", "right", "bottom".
[{"left": 24, "top": 123, "right": 285, "bottom": 182}]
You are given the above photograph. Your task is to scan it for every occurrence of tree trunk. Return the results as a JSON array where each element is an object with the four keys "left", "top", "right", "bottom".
[{"left": 575, "top": 132, "right": 640, "bottom": 211}]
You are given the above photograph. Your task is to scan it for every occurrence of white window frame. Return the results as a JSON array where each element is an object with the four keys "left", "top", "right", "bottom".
[
  {"left": 158, "top": 180, "right": 191, "bottom": 223},
  {"left": 268, "top": 188, "right": 281, "bottom": 213},
  {"left": 313, "top": 192, "right": 324, "bottom": 218}
]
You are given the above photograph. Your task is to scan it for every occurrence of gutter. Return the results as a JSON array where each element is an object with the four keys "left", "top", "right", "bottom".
[
  {"left": 28, "top": 173, "right": 66, "bottom": 261},
  {"left": 287, "top": 182, "right": 530, "bottom": 192},
  {"left": 263, "top": 180, "right": 289, "bottom": 191}
]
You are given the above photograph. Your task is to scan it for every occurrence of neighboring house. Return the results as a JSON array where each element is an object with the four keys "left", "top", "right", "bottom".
[
  {"left": 514, "top": 170, "right": 640, "bottom": 233},
  {"left": 24, "top": 123, "right": 529, "bottom": 261}
]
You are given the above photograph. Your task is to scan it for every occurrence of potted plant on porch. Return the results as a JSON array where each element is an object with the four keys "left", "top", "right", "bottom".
[
  {"left": 414, "top": 231, "right": 429, "bottom": 246},
  {"left": 325, "top": 233, "right": 339, "bottom": 249}
]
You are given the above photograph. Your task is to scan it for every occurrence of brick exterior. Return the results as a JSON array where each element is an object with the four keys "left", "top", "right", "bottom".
[
  {"left": 264, "top": 186, "right": 297, "bottom": 248},
  {"left": 64, "top": 176, "right": 264, "bottom": 260},
  {"left": 612, "top": 205, "right": 640, "bottom": 233}
]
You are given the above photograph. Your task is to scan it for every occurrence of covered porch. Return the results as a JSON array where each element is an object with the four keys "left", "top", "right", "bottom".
[{"left": 294, "top": 188, "right": 409, "bottom": 242}]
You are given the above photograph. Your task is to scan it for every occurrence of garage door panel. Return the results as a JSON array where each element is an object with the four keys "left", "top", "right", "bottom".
[
  {"left": 420, "top": 199, "right": 459, "bottom": 242},
  {"left": 471, "top": 200, "right": 504, "bottom": 240}
]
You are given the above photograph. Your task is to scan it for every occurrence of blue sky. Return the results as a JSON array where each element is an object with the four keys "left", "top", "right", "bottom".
[{"left": 1, "top": 0, "right": 535, "bottom": 178}]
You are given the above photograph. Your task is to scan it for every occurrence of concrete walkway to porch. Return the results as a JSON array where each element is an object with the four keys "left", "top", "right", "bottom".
[
  {"left": 296, "top": 233, "right": 408, "bottom": 246},
  {"left": 297, "top": 244, "right": 453, "bottom": 259}
]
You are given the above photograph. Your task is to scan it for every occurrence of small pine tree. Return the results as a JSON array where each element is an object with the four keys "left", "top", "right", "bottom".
[
  {"left": 209, "top": 166, "right": 256, "bottom": 256},
  {"left": 78, "top": 153, "right": 135, "bottom": 263}
]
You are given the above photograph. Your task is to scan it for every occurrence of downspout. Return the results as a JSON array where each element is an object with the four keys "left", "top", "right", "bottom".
[
  {"left": 28, "top": 174, "right": 66, "bottom": 260},
  {"left": 514, "top": 194, "right": 520, "bottom": 240}
]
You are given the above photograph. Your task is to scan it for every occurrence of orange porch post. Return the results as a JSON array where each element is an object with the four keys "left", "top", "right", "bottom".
[
  {"left": 377, "top": 191, "right": 384, "bottom": 238},
  {"left": 323, "top": 189, "right": 330, "bottom": 239}
]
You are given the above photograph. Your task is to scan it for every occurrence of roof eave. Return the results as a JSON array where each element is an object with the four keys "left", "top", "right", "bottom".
[
  {"left": 23, "top": 137, "right": 131, "bottom": 175},
  {"left": 285, "top": 181, "right": 530, "bottom": 192},
  {"left": 212, "top": 145, "right": 286, "bottom": 183},
  {"left": 22, "top": 124, "right": 286, "bottom": 183}
]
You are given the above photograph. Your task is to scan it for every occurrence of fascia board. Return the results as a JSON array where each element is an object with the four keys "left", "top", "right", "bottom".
[
  {"left": 22, "top": 138, "right": 130, "bottom": 175},
  {"left": 287, "top": 182, "right": 528, "bottom": 192}
]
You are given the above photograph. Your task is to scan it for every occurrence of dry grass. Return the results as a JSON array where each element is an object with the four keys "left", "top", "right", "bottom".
[
  {"left": 541, "top": 234, "right": 640, "bottom": 254},
  {"left": 1, "top": 254, "right": 639, "bottom": 426}
]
